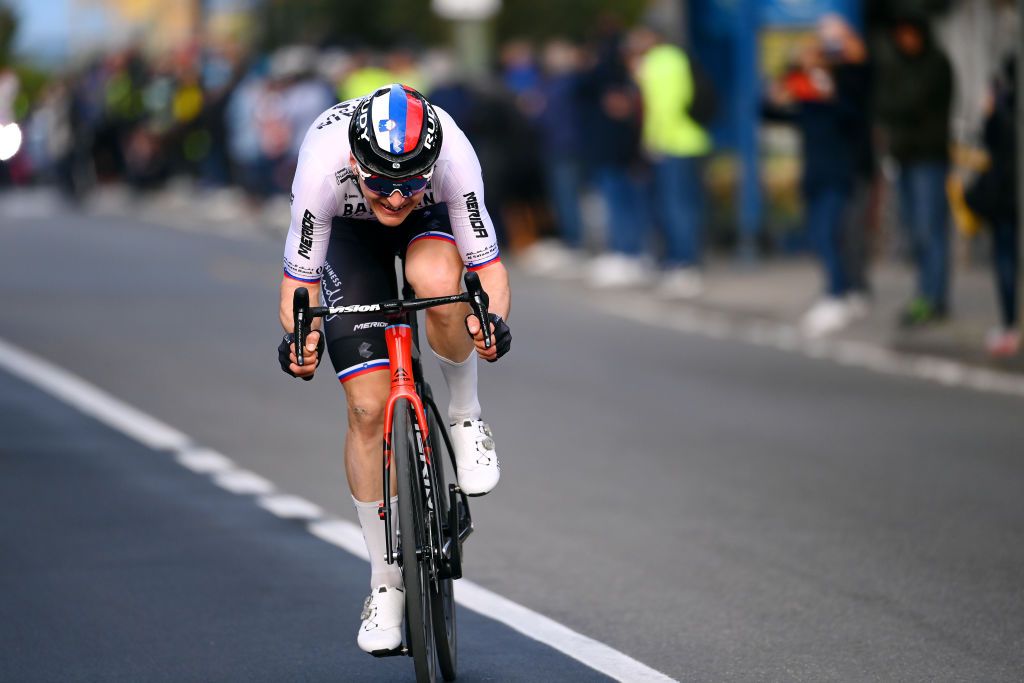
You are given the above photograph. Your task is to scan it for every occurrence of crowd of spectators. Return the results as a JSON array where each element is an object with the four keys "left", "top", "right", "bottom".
[
  {"left": 3, "top": 10, "right": 1020, "bottom": 357},
  {"left": 764, "top": 10, "right": 1018, "bottom": 354}
]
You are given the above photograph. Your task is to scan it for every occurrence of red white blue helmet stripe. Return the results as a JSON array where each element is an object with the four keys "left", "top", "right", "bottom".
[{"left": 371, "top": 84, "right": 425, "bottom": 155}]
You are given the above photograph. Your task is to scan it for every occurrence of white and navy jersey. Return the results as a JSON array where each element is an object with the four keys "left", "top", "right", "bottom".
[{"left": 282, "top": 97, "right": 501, "bottom": 283}]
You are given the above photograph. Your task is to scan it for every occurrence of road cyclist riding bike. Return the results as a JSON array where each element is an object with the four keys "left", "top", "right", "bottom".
[{"left": 276, "top": 84, "right": 512, "bottom": 667}]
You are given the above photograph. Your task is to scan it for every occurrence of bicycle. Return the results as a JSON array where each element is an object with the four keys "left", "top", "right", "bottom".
[{"left": 292, "top": 271, "right": 492, "bottom": 682}]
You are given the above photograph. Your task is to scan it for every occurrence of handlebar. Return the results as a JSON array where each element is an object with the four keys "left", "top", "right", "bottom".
[
  {"left": 464, "top": 271, "right": 492, "bottom": 352},
  {"left": 291, "top": 271, "right": 492, "bottom": 367},
  {"left": 292, "top": 286, "right": 310, "bottom": 367}
]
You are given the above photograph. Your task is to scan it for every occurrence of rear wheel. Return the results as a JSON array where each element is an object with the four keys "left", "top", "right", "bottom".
[
  {"left": 394, "top": 400, "right": 436, "bottom": 683},
  {"left": 426, "top": 404, "right": 457, "bottom": 681}
]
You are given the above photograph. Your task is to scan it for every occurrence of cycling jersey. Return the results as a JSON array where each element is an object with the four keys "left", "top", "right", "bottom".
[{"left": 282, "top": 98, "right": 501, "bottom": 283}]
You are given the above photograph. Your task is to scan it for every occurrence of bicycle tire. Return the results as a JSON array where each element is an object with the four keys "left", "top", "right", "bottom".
[
  {"left": 394, "top": 399, "right": 436, "bottom": 683},
  {"left": 426, "top": 402, "right": 457, "bottom": 681}
]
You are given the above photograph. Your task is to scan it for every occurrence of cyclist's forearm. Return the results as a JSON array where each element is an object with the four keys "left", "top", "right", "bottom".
[
  {"left": 279, "top": 276, "right": 323, "bottom": 333},
  {"left": 474, "top": 262, "right": 511, "bottom": 321}
]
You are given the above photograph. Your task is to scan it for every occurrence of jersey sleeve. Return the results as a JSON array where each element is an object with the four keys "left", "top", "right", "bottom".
[
  {"left": 282, "top": 151, "right": 338, "bottom": 283},
  {"left": 434, "top": 117, "right": 501, "bottom": 271}
]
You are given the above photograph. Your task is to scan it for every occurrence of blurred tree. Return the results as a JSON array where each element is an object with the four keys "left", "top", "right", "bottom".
[
  {"left": 0, "top": 4, "right": 17, "bottom": 67},
  {"left": 865, "top": 0, "right": 953, "bottom": 26},
  {"left": 257, "top": 0, "right": 446, "bottom": 50},
  {"left": 256, "top": 0, "right": 648, "bottom": 51},
  {"left": 494, "top": 0, "right": 647, "bottom": 43}
]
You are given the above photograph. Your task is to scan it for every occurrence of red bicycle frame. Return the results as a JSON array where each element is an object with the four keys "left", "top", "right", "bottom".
[{"left": 382, "top": 323, "right": 431, "bottom": 472}]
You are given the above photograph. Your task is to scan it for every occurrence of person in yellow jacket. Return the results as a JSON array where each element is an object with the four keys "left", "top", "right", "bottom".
[{"left": 630, "top": 27, "right": 713, "bottom": 299}]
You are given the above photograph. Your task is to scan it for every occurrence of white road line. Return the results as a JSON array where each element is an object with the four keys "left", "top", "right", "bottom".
[
  {"left": 0, "top": 337, "right": 191, "bottom": 450},
  {"left": 598, "top": 300, "right": 1024, "bottom": 400},
  {"left": 213, "top": 469, "right": 276, "bottom": 495},
  {"left": 455, "top": 580, "right": 675, "bottom": 682},
  {"left": 259, "top": 494, "right": 323, "bottom": 520},
  {"left": 308, "top": 518, "right": 370, "bottom": 559},
  {"left": 0, "top": 337, "right": 677, "bottom": 683},
  {"left": 306, "top": 518, "right": 676, "bottom": 682},
  {"left": 176, "top": 447, "right": 236, "bottom": 474}
]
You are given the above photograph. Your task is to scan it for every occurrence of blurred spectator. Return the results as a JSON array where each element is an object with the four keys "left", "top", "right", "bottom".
[
  {"left": 767, "top": 15, "right": 873, "bottom": 337},
  {"left": 0, "top": 65, "right": 18, "bottom": 186},
  {"left": 25, "top": 80, "right": 75, "bottom": 195},
  {"left": 578, "top": 26, "right": 648, "bottom": 288},
  {"left": 828, "top": 16, "right": 876, "bottom": 314},
  {"left": 271, "top": 46, "right": 334, "bottom": 159},
  {"left": 487, "top": 40, "right": 546, "bottom": 251},
  {"left": 252, "top": 74, "right": 294, "bottom": 195},
  {"left": 91, "top": 49, "right": 146, "bottom": 182},
  {"left": 631, "top": 26, "right": 713, "bottom": 300},
  {"left": 226, "top": 58, "right": 271, "bottom": 200},
  {"left": 500, "top": 40, "right": 541, "bottom": 99},
  {"left": 874, "top": 15, "right": 954, "bottom": 327},
  {"left": 386, "top": 47, "right": 428, "bottom": 94},
  {"left": 196, "top": 40, "right": 244, "bottom": 188},
  {"left": 967, "top": 57, "right": 1019, "bottom": 358},
  {"left": 340, "top": 50, "right": 394, "bottom": 102},
  {"left": 425, "top": 49, "right": 475, "bottom": 126},
  {"left": 519, "top": 39, "right": 587, "bottom": 276},
  {"left": 0, "top": 64, "right": 16, "bottom": 124}
]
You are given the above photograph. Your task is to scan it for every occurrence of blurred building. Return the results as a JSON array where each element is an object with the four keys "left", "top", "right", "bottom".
[{"left": 72, "top": 0, "right": 256, "bottom": 54}]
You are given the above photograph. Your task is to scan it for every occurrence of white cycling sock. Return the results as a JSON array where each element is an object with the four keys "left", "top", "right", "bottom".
[
  {"left": 353, "top": 495, "right": 402, "bottom": 589},
  {"left": 432, "top": 347, "right": 481, "bottom": 423}
]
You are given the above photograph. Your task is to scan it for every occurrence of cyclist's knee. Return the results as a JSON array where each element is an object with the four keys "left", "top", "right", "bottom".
[
  {"left": 347, "top": 400, "right": 385, "bottom": 439},
  {"left": 343, "top": 373, "right": 389, "bottom": 439},
  {"left": 406, "top": 249, "right": 461, "bottom": 298}
]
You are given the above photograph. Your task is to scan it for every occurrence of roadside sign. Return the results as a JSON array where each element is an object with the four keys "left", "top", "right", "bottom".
[{"left": 431, "top": 0, "right": 501, "bottom": 21}]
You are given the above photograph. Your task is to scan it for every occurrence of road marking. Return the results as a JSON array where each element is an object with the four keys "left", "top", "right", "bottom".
[
  {"left": 0, "top": 338, "right": 191, "bottom": 450},
  {"left": 259, "top": 494, "right": 323, "bottom": 520},
  {"left": 597, "top": 300, "right": 1024, "bottom": 400},
  {"left": 213, "top": 469, "right": 276, "bottom": 495},
  {"left": 176, "top": 447, "right": 235, "bottom": 474},
  {"left": 0, "top": 336, "right": 676, "bottom": 683}
]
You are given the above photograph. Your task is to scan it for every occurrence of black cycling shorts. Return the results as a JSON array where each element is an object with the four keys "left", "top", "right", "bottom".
[{"left": 320, "top": 204, "right": 455, "bottom": 384}]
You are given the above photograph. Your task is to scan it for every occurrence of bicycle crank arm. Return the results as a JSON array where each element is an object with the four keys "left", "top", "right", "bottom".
[{"left": 442, "top": 484, "right": 474, "bottom": 580}]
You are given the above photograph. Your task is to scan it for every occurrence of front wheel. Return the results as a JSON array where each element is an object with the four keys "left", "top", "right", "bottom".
[
  {"left": 426, "top": 403, "right": 457, "bottom": 681},
  {"left": 394, "top": 399, "right": 436, "bottom": 683}
]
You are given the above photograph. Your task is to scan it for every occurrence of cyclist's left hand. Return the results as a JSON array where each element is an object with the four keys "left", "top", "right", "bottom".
[{"left": 465, "top": 313, "right": 510, "bottom": 362}]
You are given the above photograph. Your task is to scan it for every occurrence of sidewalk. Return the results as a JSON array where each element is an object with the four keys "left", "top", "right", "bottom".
[
  {"left": 515, "top": 245, "right": 1024, "bottom": 374},
  {"left": 692, "top": 256, "right": 1021, "bottom": 370}
]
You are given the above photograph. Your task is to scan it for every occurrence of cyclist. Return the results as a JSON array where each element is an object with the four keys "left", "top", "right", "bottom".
[{"left": 276, "top": 84, "right": 511, "bottom": 654}]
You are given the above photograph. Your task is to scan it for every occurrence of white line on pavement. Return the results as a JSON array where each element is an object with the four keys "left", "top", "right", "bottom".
[
  {"left": 0, "top": 336, "right": 676, "bottom": 683},
  {"left": 259, "top": 494, "right": 324, "bottom": 520},
  {"left": 176, "top": 447, "right": 236, "bottom": 474},
  {"left": 0, "top": 338, "right": 192, "bottom": 450}
]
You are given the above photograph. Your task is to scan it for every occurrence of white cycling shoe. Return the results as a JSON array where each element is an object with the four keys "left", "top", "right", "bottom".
[
  {"left": 450, "top": 419, "right": 500, "bottom": 496},
  {"left": 357, "top": 585, "right": 404, "bottom": 654}
]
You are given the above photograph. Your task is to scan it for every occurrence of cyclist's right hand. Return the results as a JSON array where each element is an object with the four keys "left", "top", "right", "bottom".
[
  {"left": 465, "top": 312, "right": 511, "bottom": 362},
  {"left": 278, "top": 330, "right": 325, "bottom": 381}
]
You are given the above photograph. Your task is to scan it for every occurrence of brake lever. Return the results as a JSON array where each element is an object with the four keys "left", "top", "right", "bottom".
[
  {"left": 463, "top": 271, "right": 492, "bottom": 350},
  {"left": 293, "top": 287, "right": 310, "bottom": 366}
]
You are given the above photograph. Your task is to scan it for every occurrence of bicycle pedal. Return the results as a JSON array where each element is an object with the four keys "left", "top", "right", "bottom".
[{"left": 369, "top": 646, "right": 406, "bottom": 658}]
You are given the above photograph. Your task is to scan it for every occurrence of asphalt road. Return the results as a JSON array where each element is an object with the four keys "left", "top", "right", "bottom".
[
  {"left": 0, "top": 369, "right": 609, "bottom": 683},
  {"left": 2, "top": 202, "right": 1023, "bottom": 681}
]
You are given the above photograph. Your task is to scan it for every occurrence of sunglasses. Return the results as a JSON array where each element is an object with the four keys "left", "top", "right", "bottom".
[{"left": 355, "top": 165, "right": 433, "bottom": 199}]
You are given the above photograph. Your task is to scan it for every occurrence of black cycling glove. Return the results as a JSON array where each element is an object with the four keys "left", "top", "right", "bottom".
[
  {"left": 278, "top": 330, "right": 325, "bottom": 381},
  {"left": 466, "top": 313, "right": 511, "bottom": 362}
]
